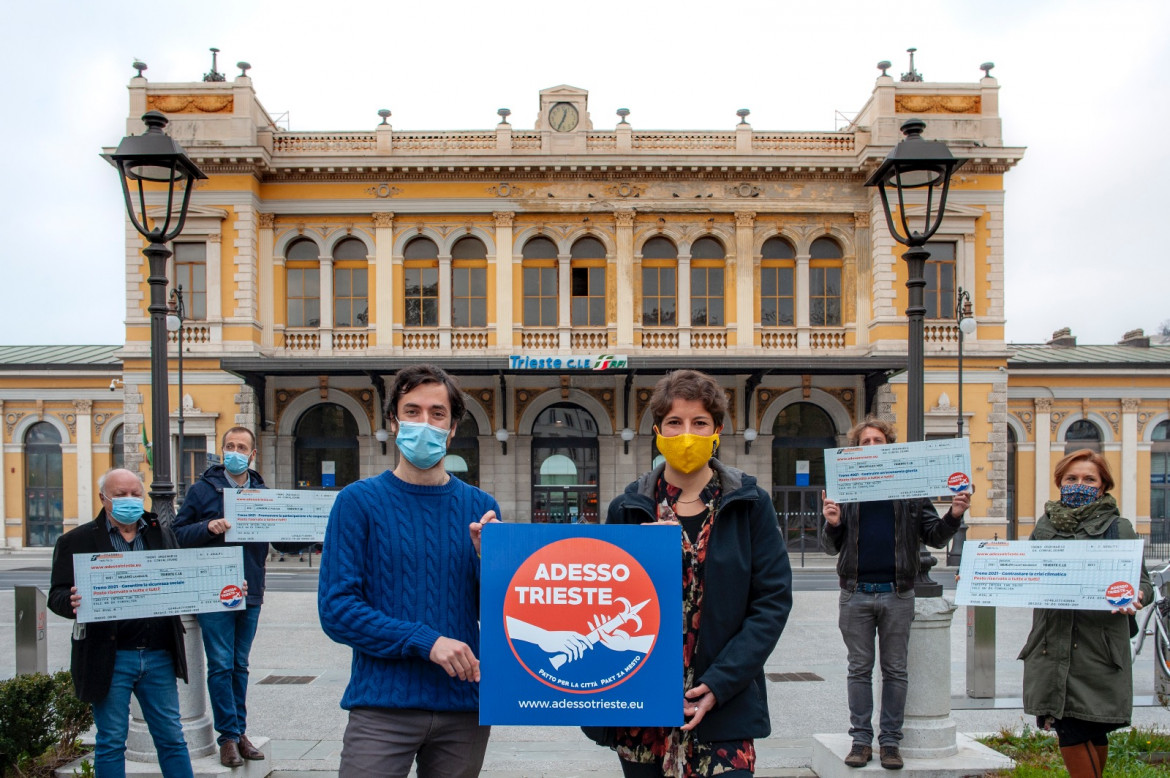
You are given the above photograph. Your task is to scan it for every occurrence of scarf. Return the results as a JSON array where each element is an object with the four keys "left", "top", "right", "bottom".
[{"left": 1045, "top": 493, "right": 1118, "bottom": 534}]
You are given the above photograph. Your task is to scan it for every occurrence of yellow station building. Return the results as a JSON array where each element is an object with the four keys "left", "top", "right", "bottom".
[{"left": 3, "top": 63, "right": 1168, "bottom": 550}]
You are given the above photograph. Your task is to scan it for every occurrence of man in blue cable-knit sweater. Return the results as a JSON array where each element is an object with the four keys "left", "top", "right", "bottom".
[{"left": 318, "top": 364, "right": 500, "bottom": 778}]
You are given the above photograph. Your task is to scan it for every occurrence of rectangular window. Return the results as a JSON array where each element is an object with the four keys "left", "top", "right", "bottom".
[
  {"left": 809, "top": 265, "right": 842, "bottom": 326},
  {"left": 334, "top": 266, "right": 368, "bottom": 327},
  {"left": 761, "top": 265, "right": 795, "bottom": 326},
  {"left": 286, "top": 266, "right": 320, "bottom": 327},
  {"left": 177, "top": 435, "right": 207, "bottom": 500},
  {"left": 570, "top": 265, "right": 606, "bottom": 326},
  {"left": 173, "top": 243, "right": 207, "bottom": 320},
  {"left": 924, "top": 241, "right": 956, "bottom": 320},
  {"left": 404, "top": 265, "right": 439, "bottom": 327},
  {"left": 690, "top": 265, "right": 724, "bottom": 326},
  {"left": 641, "top": 264, "right": 676, "bottom": 326},
  {"left": 523, "top": 265, "right": 557, "bottom": 326},
  {"left": 452, "top": 264, "right": 487, "bottom": 327}
]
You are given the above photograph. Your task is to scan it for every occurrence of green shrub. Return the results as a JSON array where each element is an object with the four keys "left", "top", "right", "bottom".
[{"left": 0, "top": 671, "right": 92, "bottom": 777}]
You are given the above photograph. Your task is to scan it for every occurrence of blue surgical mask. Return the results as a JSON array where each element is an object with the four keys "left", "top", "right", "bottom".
[
  {"left": 395, "top": 421, "right": 449, "bottom": 470},
  {"left": 224, "top": 451, "right": 252, "bottom": 476},
  {"left": 1060, "top": 483, "right": 1100, "bottom": 508},
  {"left": 108, "top": 496, "right": 145, "bottom": 524}
]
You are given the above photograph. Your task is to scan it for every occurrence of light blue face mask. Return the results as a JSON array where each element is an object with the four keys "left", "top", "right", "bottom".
[
  {"left": 223, "top": 451, "right": 252, "bottom": 476},
  {"left": 108, "top": 496, "right": 145, "bottom": 524},
  {"left": 395, "top": 421, "right": 449, "bottom": 470}
]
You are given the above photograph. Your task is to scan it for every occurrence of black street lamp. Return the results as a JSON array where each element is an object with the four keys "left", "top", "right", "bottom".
[
  {"left": 109, "top": 111, "right": 206, "bottom": 525},
  {"left": 955, "top": 287, "right": 976, "bottom": 439},
  {"left": 166, "top": 286, "right": 187, "bottom": 499},
  {"left": 866, "top": 118, "right": 965, "bottom": 596}
]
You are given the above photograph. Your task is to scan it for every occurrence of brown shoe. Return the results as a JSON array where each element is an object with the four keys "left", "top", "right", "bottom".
[
  {"left": 880, "top": 745, "right": 904, "bottom": 770},
  {"left": 844, "top": 743, "right": 872, "bottom": 767},
  {"left": 219, "top": 740, "right": 244, "bottom": 768},
  {"left": 238, "top": 734, "right": 265, "bottom": 761}
]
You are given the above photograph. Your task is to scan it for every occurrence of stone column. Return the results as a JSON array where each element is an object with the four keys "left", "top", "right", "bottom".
[
  {"left": 127, "top": 615, "right": 215, "bottom": 761},
  {"left": 494, "top": 212, "right": 515, "bottom": 350},
  {"left": 206, "top": 233, "right": 223, "bottom": 345},
  {"left": 615, "top": 211, "right": 635, "bottom": 348},
  {"left": 557, "top": 252, "right": 572, "bottom": 350},
  {"left": 1034, "top": 398, "right": 1052, "bottom": 520},
  {"left": 902, "top": 596, "right": 958, "bottom": 758},
  {"left": 73, "top": 401, "right": 93, "bottom": 519},
  {"left": 320, "top": 256, "right": 334, "bottom": 352},
  {"left": 373, "top": 212, "right": 395, "bottom": 350},
  {"left": 1121, "top": 398, "right": 1139, "bottom": 520},
  {"left": 677, "top": 251, "right": 692, "bottom": 349},
  {"left": 796, "top": 251, "right": 811, "bottom": 349},
  {"left": 439, "top": 252, "right": 453, "bottom": 350},
  {"left": 734, "top": 212, "right": 755, "bottom": 348},
  {"left": 258, "top": 214, "right": 275, "bottom": 349}
]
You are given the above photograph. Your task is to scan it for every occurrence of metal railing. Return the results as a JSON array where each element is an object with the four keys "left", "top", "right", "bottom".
[{"left": 773, "top": 487, "right": 829, "bottom": 568}]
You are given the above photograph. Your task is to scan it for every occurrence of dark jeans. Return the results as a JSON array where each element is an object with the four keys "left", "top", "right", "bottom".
[
  {"left": 90, "top": 649, "right": 193, "bottom": 778},
  {"left": 339, "top": 707, "right": 490, "bottom": 778},
  {"left": 197, "top": 606, "right": 262, "bottom": 745},
  {"left": 838, "top": 587, "right": 915, "bottom": 747}
]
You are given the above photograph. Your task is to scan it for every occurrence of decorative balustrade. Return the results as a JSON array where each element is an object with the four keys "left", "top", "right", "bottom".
[
  {"left": 632, "top": 132, "right": 736, "bottom": 151},
  {"left": 586, "top": 133, "right": 617, "bottom": 152},
  {"left": 452, "top": 330, "right": 490, "bottom": 350},
  {"left": 810, "top": 330, "right": 847, "bottom": 349},
  {"left": 167, "top": 323, "right": 211, "bottom": 344},
  {"left": 272, "top": 133, "right": 377, "bottom": 153},
  {"left": 403, "top": 331, "right": 440, "bottom": 350},
  {"left": 284, "top": 330, "right": 320, "bottom": 350},
  {"left": 511, "top": 133, "right": 542, "bottom": 150},
  {"left": 691, "top": 330, "right": 728, "bottom": 350},
  {"left": 570, "top": 329, "right": 610, "bottom": 350},
  {"left": 924, "top": 323, "right": 959, "bottom": 344},
  {"left": 761, "top": 330, "right": 798, "bottom": 350},
  {"left": 393, "top": 132, "right": 496, "bottom": 152},
  {"left": 642, "top": 330, "right": 679, "bottom": 349},
  {"left": 752, "top": 133, "right": 855, "bottom": 152},
  {"left": 521, "top": 330, "right": 559, "bottom": 350},
  {"left": 334, "top": 330, "right": 368, "bottom": 351}
]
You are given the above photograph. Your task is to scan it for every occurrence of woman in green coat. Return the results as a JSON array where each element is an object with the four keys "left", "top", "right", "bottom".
[{"left": 1020, "top": 448, "right": 1153, "bottom": 778}]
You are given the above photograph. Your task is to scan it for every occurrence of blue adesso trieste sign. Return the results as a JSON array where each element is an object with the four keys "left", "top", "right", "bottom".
[
  {"left": 480, "top": 523, "right": 682, "bottom": 726},
  {"left": 509, "top": 354, "right": 629, "bottom": 370}
]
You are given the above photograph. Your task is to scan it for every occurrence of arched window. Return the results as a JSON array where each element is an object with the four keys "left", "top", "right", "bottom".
[
  {"left": 771, "top": 403, "right": 837, "bottom": 488},
  {"left": 286, "top": 238, "right": 320, "bottom": 327},
  {"left": 924, "top": 241, "right": 956, "bottom": 320},
  {"left": 446, "top": 414, "right": 480, "bottom": 487},
  {"left": 690, "top": 237, "right": 725, "bottom": 327},
  {"left": 570, "top": 237, "right": 606, "bottom": 327},
  {"left": 1152, "top": 421, "right": 1170, "bottom": 542},
  {"left": 761, "top": 237, "right": 796, "bottom": 327},
  {"left": 1064, "top": 419, "right": 1102, "bottom": 453},
  {"left": 111, "top": 424, "right": 125, "bottom": 471},
  {"left": 404, "top": 237, "right": 439, "bottom": 327},
  {"left": 531, "top": 403, "right": 599, "bottom": 523},
  {"left": 25, "top": 422, "right": 63, "bottom": 547},
  {"left": 641, "top": 237, "right": 677, "bottom": 327},
  {"left": 522, "top": 237, "right": 558, "bottom": 326},
  {"left": 333, "top": 238, "right": 369, "bottom": 328},
  {"left": 452, "top": 237, "right": 488, "bottom": 328},
  {"left": 809, "top": 237, "right": 842, "bottom": 326},
  {"left": 294, "top": 404, "right": 359, "bottom": 490}
]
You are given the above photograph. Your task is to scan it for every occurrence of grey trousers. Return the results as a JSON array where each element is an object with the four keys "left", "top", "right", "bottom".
[
  {"left": 838, "top": 588, "right": 915, "bottom": 747},
  {"left": 339, "top": 707, "right": 490, "bottom": 778}
]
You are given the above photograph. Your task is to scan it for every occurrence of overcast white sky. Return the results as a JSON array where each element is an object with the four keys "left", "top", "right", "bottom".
[{"left": 2, "top": 0, "right": 1166, "bottom": 346}]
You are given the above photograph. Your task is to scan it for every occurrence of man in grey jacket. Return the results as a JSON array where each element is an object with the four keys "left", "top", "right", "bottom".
[{"left": 820, "top": 417, "right": 969, "bottom": 770}]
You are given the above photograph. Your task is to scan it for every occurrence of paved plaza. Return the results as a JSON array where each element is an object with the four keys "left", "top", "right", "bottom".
[{"left": 3, "top": 549, "right": 1167, "bottom": 776}]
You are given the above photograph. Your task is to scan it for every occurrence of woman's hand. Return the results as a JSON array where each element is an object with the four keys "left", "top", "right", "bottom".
[
  {"left": 681, "top": 683, "right": 717, "bottom": 731},
  {"left": 1112, "top": 588, "right": 1143, "bottom": 615},
  {"left": 821, "top": 491, "right": 840, "bottom": 526}
]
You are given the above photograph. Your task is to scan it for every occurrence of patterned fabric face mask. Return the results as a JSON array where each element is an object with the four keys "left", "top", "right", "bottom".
[{"left": 1059, "top": 483, "right": 1100, "bottom": 508}]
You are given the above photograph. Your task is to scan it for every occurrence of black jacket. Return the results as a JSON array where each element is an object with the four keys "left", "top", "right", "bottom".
[
  {"left": 48, "top": 510, "right": 188, "bottom": 703},
  {"left": 174, "top": 464, "right": 298, "bottom": 606},
  {"left": 820, "top": 498, "right": 961, "bottom": 593},
  {"left": 604, "top": 460, "right": 793, "bottom": 741}
]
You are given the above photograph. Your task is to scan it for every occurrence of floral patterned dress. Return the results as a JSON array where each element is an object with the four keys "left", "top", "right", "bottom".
[{"left": 613, "top": 473, "right": 756, "bottom": 777}]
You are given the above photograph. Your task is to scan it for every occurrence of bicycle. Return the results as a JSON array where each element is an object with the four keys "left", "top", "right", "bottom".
[{"left": 1130, "top": 560, "right": 1170, "bottom": 707}]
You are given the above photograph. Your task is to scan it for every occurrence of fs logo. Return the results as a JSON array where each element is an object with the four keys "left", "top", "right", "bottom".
[
  {"left": 503, "top": 537, "right": 659, "bottom": 693},
  {"left": 592, "top": 355, "right": 628, "bottom": 371}
]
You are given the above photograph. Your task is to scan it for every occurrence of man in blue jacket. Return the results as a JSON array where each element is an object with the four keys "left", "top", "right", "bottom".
[{"left": 174, "top": 426, "right": 297, "bottom": 768}]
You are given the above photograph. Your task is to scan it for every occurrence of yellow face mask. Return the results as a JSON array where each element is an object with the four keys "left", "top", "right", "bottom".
[{"left": 655, "top": 426, "right": 720, "bottom": 474}]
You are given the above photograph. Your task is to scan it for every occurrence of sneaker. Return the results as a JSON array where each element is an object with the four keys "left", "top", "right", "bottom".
[
  {"left": 880, "top": 745, "right": 903, "bottom": 770},
  {"left": 844, "top": 743, "right": 872, "bottom": 767}
]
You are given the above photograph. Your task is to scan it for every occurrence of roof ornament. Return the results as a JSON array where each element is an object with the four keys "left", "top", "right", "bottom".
[
  {"left": 877, "top": 60, "right": 891, "bottom": 77},
  {"left": 132, "top": 60, "right": 147, "bottom": 79},
  {"left": 900, "top": 47, "right": 923, "bottom": 82},
  {"left": 203, "top": 47, "right": 226, "bottom": 82},
  {"left": 980, "top": 61, "right": 995, "bottom": 78}
]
